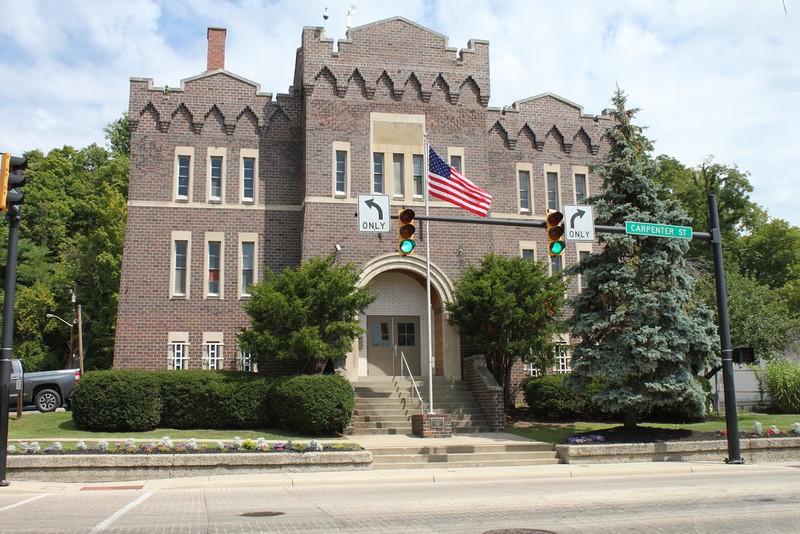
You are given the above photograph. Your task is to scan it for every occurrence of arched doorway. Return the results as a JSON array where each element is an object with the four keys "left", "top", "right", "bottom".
[{"left": 347, "top": 254, "right": 460, "bottom": 381}]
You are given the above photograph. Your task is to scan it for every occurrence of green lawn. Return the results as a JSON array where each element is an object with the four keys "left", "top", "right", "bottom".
[
  {"left": 6, "top": 411, "right": 325, "bottom": 442},
  {"left": 506, "top": 412, "right": 800, "bottom": 444}
]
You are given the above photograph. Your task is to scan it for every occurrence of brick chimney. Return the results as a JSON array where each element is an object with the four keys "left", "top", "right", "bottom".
[{"left": 207, "top": 27, "right": 227, "bottom": 71}]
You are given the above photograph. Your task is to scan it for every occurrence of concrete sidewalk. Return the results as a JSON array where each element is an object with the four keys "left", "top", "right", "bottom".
[{"left": 4, "top": 459, "right": 794, "bottom": 495}]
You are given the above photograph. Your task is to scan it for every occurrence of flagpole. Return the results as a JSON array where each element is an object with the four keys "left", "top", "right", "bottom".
[{"left": 424, "top": 139, "right": 434, "bottom": 415}]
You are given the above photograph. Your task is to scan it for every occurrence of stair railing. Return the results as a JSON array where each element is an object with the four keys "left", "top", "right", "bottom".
[{"left": 399, "top": 351, "right": 426, "bottom": 414}]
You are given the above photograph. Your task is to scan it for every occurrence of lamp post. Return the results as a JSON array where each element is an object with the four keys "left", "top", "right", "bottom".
[{"left": 45, "top": 311, "right": 83, "bottom": 373}]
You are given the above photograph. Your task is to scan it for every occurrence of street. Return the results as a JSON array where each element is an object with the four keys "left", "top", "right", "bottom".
[{"left": 1, "top": 463, "right": 799, "bottom": 533}]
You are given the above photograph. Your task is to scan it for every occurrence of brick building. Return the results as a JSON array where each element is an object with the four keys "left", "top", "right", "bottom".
[{"left": 114, "top": 17, "right": 610, "bottom": 396}]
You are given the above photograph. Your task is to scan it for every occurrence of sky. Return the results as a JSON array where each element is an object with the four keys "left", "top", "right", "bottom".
[{"left": 1, "top": 0, "right": 798, "bottom": 227}]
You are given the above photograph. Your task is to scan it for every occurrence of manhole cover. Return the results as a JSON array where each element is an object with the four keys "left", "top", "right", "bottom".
[
  {"left": 484, "top": 530, "right": 557, "bottom": 534},
  {"left": 239, "top": 511, "right": 286, "bottom": 517}
]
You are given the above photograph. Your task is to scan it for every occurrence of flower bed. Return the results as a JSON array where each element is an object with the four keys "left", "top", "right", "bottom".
[{"left": 6, "top": 436, "right": 372, "bottom": 483}]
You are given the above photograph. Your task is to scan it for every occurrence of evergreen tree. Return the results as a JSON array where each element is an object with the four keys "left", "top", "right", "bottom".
[{"left": 566, "top": 89, "right": 719, "bottom": 429}]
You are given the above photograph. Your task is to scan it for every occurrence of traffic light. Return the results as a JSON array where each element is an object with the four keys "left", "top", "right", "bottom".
[
  {"left": 1, "top": 153, "right": 28, "bottom": 213},
  {"left": 546, "top": 210, "right": 565, "bottom": 256},
  {"left": 397, "top": 208, "right": 416, "bottom": 255}
]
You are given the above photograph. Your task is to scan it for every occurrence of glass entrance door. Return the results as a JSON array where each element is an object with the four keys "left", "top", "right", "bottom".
[{"left": 366, "top": 315, "right": 421, "bottom": 376}]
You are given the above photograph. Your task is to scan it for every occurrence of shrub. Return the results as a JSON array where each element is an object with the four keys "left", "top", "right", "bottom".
[
  {"left": 642, "top": 374, "right": 710, "bottom": 423},
  {"left": 524, "top": 374, "right": 587, "bottom": 419},
  {"left": 763, "top": 359, "right": 800, "bottom": 413},
  {"left": 72, "top": 370, "right": 161, "bottom": 431},
  {"left": 273, "top": 374, "right": 354, "bottom": 435}
]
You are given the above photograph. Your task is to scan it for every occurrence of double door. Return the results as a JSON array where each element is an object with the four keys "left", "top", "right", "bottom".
[{"left": 366, "top": 315, "right": 421, "bottom": 376}]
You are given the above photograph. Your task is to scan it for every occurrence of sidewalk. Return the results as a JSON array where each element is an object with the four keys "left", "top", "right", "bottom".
[{"left": 5, "top": 459, "right": 794, "bottom": 494}]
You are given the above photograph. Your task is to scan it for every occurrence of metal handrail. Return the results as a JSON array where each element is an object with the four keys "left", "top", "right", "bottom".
[{"left": 399, "top": 351, "right": 426, "bottom": 414}]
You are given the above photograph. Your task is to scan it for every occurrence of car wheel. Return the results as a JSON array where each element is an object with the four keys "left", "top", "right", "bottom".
[{"left": 35, "top": 389, "right": 62, "bottom": 412}]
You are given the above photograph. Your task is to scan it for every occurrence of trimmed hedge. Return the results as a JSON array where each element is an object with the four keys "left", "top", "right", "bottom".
[
  {"left": 72, "top": 370, "right": 161, "bottom": 432},
  {"left": 524, "top": 373, "right": 711, "bottom": 422},
  {"left": 71, "top": 370, "right": 353, "bottom": 435},
  {"left": 273, "top": 374, "right": 355, "bottom": 435}
]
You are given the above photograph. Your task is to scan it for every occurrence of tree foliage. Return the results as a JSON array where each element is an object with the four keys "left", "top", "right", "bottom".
[
  {"left": 447, "top": 254, "right": 567, "bottom": 410},
  {"left": 238, "top": 255, "right": 376, "bottom": 375},
  {"left": 567, "top": 89, "right": 719, "bottom": 429},
  {"left": 1, "top": 114, "right": 129, "bottom": 371}
]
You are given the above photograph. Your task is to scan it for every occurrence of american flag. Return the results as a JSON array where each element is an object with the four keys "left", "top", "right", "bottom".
[{"left": 428, "top": 145, "right": 492, "bottom": 217}]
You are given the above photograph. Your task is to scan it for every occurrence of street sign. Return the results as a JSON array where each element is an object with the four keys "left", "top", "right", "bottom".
[
  {"left": 357, "top": 194, "right": 390, "bottom": 233},
  {"left": 563, "top": 205, "right": 595, "bottom": 242},
  {"left": 625, "top": 221, "right": 692, "bottom": 239}
]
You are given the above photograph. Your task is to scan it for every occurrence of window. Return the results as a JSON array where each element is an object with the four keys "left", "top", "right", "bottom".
[
  {"left": 397, "top": 322, "right": 415, "bottom": 347},
  {"left": 335, "top": 151, "right": 347, "bottom": 195},
  {"left": 550, "top": 255, "right": 563, "bottom": 274},
  {"left": 174, "top": 241, "right": 188, "bottom": 296},
  {"left": 546, "top": 171, "right": 559, "bottom": 211},
  {"left": 555, "top": 344, "right": 571, "bottom": 374},
  {"left": 241, "top": 241, "right": 255, "bottom": 296},
  {"left": 373, "top": 153, "right": 384, "bottom": 193},
  {"left": 242, "top": 157, "right": 255, "bottom": 202},
  {"left": 177, "top": 155, "right": 191, "bottom": 200},
  {"left": 450, "top": 154, "right": 462, "bottom": 173},
  {"left": 203, "top": 340, "right": 224, "bottom": 370},
  {"left": 575, "top": 173, "right": 587, "bottom": 203},
  {"left": 393, "top": 154, "right": 405, "bottom": 196},
  {"left": 207, "top": 241, "right": 221, "bottom": 296},
  {"left": 519, "top": 170, "right": 531, "bottom": 212},
  {"left": 579, "top": 250, "right": 591, "bottom": 291},
  {"left": 209, "top": 156, "right": 223, "bottom": 201},
  {"left": 522, "top": 248, "right": 535, "bottom": 263},
  {"left": 171, "top": 231, "right": 191, "bottom": 298},
  {"left": 412, "top": 154, "right": 424, "bottom": 196},
  {"left": 237, "top": 349, "right": 254, "bottom": 372},
  {"left": 524, "top": 362, "right": 542, "bottom": 377},
  {"left": 168, "top": 332, "right": 190, "bottom": 370}
]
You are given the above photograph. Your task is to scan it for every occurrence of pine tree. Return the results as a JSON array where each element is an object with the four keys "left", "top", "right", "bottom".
[{"left": 566, "top": 89, "right": 719, "bottom": 429}]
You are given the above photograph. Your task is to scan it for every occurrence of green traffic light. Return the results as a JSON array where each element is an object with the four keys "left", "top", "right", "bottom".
[
  {"left": 399, "top": 239, "right": 416, "bottom": 254},
  {"left": 549, "top": 240, "right": 565, "bottom": 255}
]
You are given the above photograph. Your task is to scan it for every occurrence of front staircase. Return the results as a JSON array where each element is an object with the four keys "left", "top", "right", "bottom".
[
  {"left": 351, "top": 376, "right": 491, "bottom": 435},
  {"left": 350, "top": 376, "right": 560, "bottom": 469}
]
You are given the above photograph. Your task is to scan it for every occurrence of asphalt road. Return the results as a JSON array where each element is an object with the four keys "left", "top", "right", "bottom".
[{"left": 1, "top": 462, "right": 799, "bottom": 533}]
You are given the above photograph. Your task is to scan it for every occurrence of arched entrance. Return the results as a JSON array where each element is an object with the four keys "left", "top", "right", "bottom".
[{"left": 347, "top": 254, "right": 460, "bottom": 381}]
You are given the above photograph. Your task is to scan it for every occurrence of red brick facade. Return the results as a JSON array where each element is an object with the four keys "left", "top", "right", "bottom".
[{"left": 114, "top": 17, "right": 610, "bottom": 384}]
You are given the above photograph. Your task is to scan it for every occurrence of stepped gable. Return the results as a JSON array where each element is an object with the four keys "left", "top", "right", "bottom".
[
  {"left": 488, "top": 92, "right": 610, "bottom": 154},
  {"left": 128, "top": 71, "right": 295, "bottom": 136},
  {"left": 299, "top": 16, "right": 490, "bottom": 105}
]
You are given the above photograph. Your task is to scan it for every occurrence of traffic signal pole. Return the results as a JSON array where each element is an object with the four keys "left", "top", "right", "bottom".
[
  {"left": 395, "top": 198, "right": 742, "bottom": 463},
  {"left": 1, "top": 206, "right": 22, "bottom": 486}
]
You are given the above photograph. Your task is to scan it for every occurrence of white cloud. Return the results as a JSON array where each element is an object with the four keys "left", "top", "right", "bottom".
[{"left": 0, "top": 0, "right": 797, "bottom": 225}]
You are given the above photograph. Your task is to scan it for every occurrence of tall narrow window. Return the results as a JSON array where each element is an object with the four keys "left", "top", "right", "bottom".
[
  {"left": 393, "top": 153, "right": 405, "bottom": 196},
  {"left": 208, "top": 241, "right": 221, "bottom": 296},
  {"left": 555, "top": 344, "right": 571, "bottom": 373},
  {"left": 210, "top": 156, "right": 223, "bottom": 201},
  {"left": 177, "top": 155, "right": 190, "bottom": 200},
  {"left": 551, "top": 255, "right": 563, "bottom": 274},
  {"left": 519, "top": 170, "right": 531, "bottom": 212},
  {"left": 335, "top": 150, "right": 347, "bottom": 195},
  {"left": 450, "top": 154, "right": 462, "bottom": 173},
  {"left": 174, "top": 240, "right": 188, "bottom": 296},
  {"left": 579, "top": 250, "right": 591, "bottom": 291},
  {"left": 241, "top": 241, "right": 254, "bottom": 296},
  {"left": 412, "top": 154, "right": 423, "bottom": 196},
  {"left": 547, "top": 171, "right": 559, "bottom": 211},
  {"left": 373, "top": 153, "right": 384, "bottom": 193},
  {"left": 575, "top": 173, "right": 587, "bottom": 203},
  {"left": 242, "top": 157, "right": 255, "bottom": 202}
]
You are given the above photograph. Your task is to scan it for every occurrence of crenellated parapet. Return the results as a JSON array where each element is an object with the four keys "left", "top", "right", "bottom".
[
  {"left": 128, "top": 71, "right": 298, "bottom": 136},
  {"left": 299, "top": 17, "right": 490, "bottom": 106},
  {"left": 487, "top": 93, "right": 611, "bottom": 155}
]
